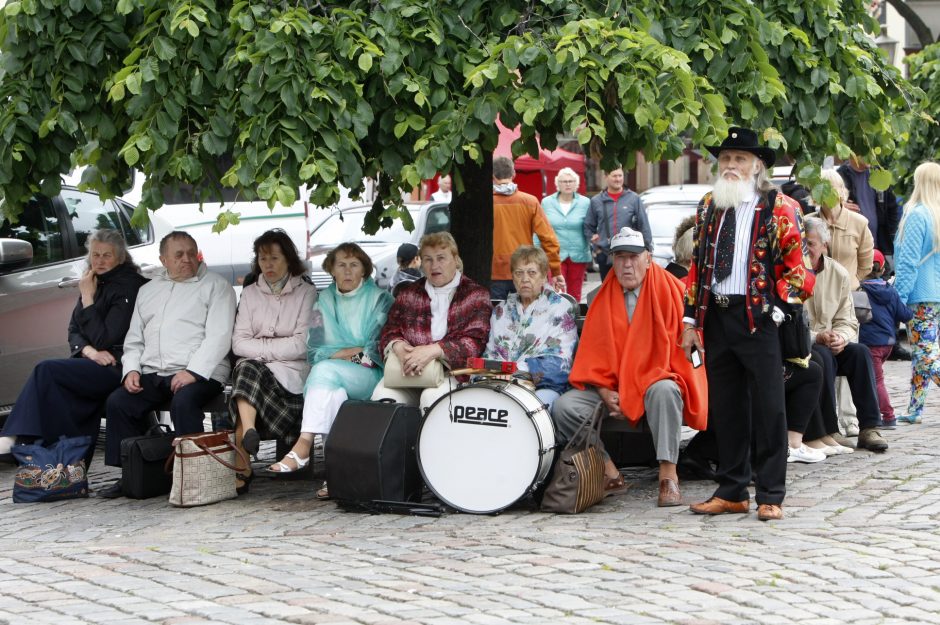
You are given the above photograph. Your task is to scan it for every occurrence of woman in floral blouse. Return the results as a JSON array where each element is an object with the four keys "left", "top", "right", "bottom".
[{"left": 484, "top": 246, "right": 579, "bottom": 408}]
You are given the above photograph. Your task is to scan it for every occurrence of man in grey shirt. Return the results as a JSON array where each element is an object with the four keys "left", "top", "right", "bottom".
[{"left": 584, "top": 167, "right": 653, "bottom": 281}]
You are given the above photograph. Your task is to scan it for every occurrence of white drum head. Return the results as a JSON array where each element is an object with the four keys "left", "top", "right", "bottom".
[{"left": 419, "top": 384, "right": 545, "bottom": 513}]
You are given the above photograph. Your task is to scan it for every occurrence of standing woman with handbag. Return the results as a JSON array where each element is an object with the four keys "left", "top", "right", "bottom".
[
  {"left": 371, "top": 232, "right": 492, "bottom": 411},
  {"left": 0, "top": 229, "right": 147, "bottom": 467},
  {"left": 893, "top": 162, "right": 940, "bottom": 424},
  {"left": 267, "top": 244, "right": 392, "bottom": 495},
  {"left": 229, "top": 230, "right": 317, "bottom": 493}
]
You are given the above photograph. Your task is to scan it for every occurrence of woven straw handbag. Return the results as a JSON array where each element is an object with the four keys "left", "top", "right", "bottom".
[{"left": 166, "top": 430, "right": 248, "bottom": 507}]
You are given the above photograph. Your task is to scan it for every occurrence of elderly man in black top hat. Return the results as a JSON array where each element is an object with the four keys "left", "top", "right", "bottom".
[{"left": 681, "top": 127, "right": 816, "bottom": 521}]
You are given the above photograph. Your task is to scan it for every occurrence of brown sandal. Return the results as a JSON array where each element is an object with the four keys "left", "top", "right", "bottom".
[{"left": 316, "top": 482, "right": 330, "bottom": 500}]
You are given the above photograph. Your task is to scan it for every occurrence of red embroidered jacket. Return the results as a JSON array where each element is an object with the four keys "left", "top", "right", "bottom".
[
  {"left": 380, "top": 275, "right": 492, "bottom": 368},
  {"left": 684, "top": 190, "right": 815, "bottom": 332}
]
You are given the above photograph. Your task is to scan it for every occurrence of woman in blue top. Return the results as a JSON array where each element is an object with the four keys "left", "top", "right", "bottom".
[
  {"left": 267, "top": 243, "right": 393, "bottom": 496},
  {"left": 541, "top": 167, "right": 591, "bottom": 302},
  {"left": 893, "top": 162, "right": 940, "bottom": 424}
]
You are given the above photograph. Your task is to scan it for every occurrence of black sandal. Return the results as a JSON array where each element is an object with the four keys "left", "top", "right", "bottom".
[
  {"left": 242, "top": 428, "right": 260, "bottom": 457},
  {"left": 236, "top": 471, "right": 254, "bottom": 496}
]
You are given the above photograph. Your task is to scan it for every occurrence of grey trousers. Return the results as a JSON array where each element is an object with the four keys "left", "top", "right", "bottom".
[{"left": 551, "top": 380, "right": 683, "bottom": 464}]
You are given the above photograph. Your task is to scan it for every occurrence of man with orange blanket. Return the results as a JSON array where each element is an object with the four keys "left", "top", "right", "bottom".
[{"left": 552, "top": 227, "right": 708, "bottom": 507}]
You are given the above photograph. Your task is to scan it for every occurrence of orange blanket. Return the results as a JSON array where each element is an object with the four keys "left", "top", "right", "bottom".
[{"left": 569, "top": 263, "right": 708, "bottom": 429}]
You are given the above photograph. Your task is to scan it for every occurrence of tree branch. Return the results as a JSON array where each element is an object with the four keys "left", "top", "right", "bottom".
[{"left": 886, "top": 0, "right": 934, "bottom": 48}]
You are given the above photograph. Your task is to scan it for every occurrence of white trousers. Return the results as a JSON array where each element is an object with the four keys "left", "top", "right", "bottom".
[{"left": 301, "top": 387, "right": 348, "bottom": 435}]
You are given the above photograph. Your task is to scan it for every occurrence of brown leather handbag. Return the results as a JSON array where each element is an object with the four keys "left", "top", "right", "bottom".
[{"left": 541, "top": 402, "right": 607, "bottom": 514}]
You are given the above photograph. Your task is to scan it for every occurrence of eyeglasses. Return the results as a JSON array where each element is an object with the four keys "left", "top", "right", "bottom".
[{"left": 512, "top": 269, "right": 542, "bottom": 279}]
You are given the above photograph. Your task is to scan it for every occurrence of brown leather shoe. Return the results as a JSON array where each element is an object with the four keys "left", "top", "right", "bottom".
[
  {"left": 689, "top": 496, "right": 749, "bottom": 515},
  {"left": 757, "top": 503, "right": 783, "bottom": 521},
  {"left": 658, "top": 478, "right": 682, "bottom": 507}
]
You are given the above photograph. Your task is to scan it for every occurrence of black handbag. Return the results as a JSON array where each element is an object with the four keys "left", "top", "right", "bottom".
[
  {"left": 779, "top": 305, "right": 812, "bottom": 360},
  {"left": 120, "top": 424, "right": 175, "bottom": 499}
]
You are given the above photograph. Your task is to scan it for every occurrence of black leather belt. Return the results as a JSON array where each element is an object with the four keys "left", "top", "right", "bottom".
[{"left": 711, "top": 293, "right": 746, "bottom": 308}]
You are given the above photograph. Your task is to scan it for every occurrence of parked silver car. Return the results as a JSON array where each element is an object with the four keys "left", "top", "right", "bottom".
[
  {"left": 640, "top": 184, "right": 711, "bottom": 266},
  {"left": 0, "top": 188, "right": 171, "bottom": 419},
  {"left": 306, "top": 202, "right": 451, "bottom": 290}
]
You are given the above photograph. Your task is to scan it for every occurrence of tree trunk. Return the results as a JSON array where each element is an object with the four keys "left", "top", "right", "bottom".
[
  {"left": 886, "top": 0, "right": 934, "bottom": 48},
  {"left": 450, "top": 151, "right": 493, "bottom": 289}
]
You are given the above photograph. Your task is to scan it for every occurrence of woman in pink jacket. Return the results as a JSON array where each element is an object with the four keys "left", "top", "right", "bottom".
[{"left": 229, "top": 230, "right": 317, "bottom": 494}]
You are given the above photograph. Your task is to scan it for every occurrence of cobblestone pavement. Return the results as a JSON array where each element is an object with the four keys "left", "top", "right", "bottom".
[{"left": 1, "top": 355, "right": 938, "bottom": 625}]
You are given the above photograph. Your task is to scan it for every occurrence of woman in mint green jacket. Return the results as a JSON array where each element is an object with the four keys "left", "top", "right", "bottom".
[{"left": 540, "top": 167, "right": 592, "bottom": 302}]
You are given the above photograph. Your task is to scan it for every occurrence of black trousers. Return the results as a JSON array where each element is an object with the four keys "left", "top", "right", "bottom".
[
  {"left": 104, "top": 373, "right": 222, "bottom": 467},
  {"left": 803, "top": 345, "right": 840, "bottom": 440},
  {"left": 783, "top": 358, "right": 824, "bottom": 435},
  {"left": 704, "top": 302, "right": 787, "bottom": 505},
  {"left": 812, "top": 342, "right": 880, "bottom": 431},
  {"left": 1, "top": 358, "right": 122, "bottom": 468}
]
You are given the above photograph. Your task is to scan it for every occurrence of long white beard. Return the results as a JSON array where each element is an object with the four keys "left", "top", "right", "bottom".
[{"left": 712, "top": 175, "right": 755, "bottom": 210}]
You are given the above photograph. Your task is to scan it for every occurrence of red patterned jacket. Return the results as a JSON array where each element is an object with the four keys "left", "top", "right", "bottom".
[
  {"left": 380, "top": 275, "right": 492, "bottom": 368},
  {"left": 684, "top": 190, "right": 815, "bottom": 332}
]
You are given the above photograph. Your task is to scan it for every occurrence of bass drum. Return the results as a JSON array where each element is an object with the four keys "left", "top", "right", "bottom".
[{"left": 418, "top": 380, "right": 556, "bottom": 513}]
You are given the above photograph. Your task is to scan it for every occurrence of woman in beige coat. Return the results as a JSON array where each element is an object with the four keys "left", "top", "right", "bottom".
[{"left": 808, "top": 168, "right": 874, "bottom": 289}]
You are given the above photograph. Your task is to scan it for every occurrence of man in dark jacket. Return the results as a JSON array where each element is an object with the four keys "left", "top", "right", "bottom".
[
  {"left": 837, "top": 157, "right": 899, "bottom": 257},
  {"left": 584, "top": 167, "right": 653, "bottom": 281}
]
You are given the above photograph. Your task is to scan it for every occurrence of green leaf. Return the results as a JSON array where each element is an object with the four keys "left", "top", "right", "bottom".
[
  {"left": 275, "top": 184, "right": 295, "bottom": 207},
  {"left": 153, "top": 36, "right": 175, "bottom": 61},
  {"left": 576, "top": 127, "right": 592, "bottom": 145},
  {"left": 869, "top": 169, "right": 893, "bottom": 191},
  {"left": 257, "top": 177, "right": 278, "bottom": 200},
  {"left": 183, "top": 19, "right": 199, "bottom": 38},
  {"left": 124, "top": 146, "right": 140, "bottom": 166},
  {"left": 358, "top": 53, "right": 373, "bottom": 72},
  {"left": 4, "top": 2, "right": 22, "bottom": 16}
]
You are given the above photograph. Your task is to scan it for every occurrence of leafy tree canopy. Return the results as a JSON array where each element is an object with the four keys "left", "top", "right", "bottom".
[
  {"left": 0, "top": 0, "right": 922, "bottom": 229},
  {"left": 895, "top": 42, "right": 940, "bottom": 193}
]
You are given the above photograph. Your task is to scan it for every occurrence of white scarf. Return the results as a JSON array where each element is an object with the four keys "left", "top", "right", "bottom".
[
  {"left": 425, "top": 271, "right": 462, "bottom": 341},
  {"left": 338, "top": 278, "right": 365, "bottom": 297}
]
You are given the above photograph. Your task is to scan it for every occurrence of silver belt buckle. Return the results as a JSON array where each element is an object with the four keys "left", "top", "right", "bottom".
[{"left": 714, "top": 294, "right": 730, "bottom": 308}]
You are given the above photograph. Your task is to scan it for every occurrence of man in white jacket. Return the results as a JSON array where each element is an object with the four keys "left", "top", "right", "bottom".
[{"left": 100, "top": 232, "right": 236, "bottom": 495}]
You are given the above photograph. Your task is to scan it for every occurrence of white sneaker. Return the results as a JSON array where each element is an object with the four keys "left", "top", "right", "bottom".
[
  {"left": 825, "top": 444, "right": 855, "bottom": 456},
  {"left": 787, "top": 444, "right": 827, "bottom": 463},
  {"left": 844, "top": 423, "right": 860, "bottom": 437},
  {"left": 0, "top": 435, "right": 15, "bottom": 455}
]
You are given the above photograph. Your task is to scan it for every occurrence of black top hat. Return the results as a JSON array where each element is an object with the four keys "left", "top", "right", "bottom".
[{"left": 706, "top": 127, "right": 776, "bottom": 169}]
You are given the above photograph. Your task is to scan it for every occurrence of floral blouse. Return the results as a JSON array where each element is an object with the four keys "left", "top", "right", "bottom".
[{"left": 484, "top": 286, "right": 578, "bottom": 377}]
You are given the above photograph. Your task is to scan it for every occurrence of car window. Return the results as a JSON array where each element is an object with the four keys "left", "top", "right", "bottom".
[
  {"left": 0, "top": 196, "right": 64, "bottom": 267},
  {"left": 311, "top": 209, "right": 417, "bottom": 246},
  {"left": 61, "top": 189, "right": 139, "bottom": 255},
  {"left": 425, "top": 206, "right": 450, "bottom": 234},
  {"left": 113, "top": 199, "right": 148, "bottom": 246}
]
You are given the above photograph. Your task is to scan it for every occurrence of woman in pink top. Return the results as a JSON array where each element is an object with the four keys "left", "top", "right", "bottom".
[{"left": 229, "top": 230, "right": 317, "bottom": 494}]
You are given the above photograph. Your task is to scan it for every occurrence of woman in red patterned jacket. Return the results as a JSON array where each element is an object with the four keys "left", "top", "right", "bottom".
[{"left": 371, "top": 232, "right": 492, "bottom": 409}]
